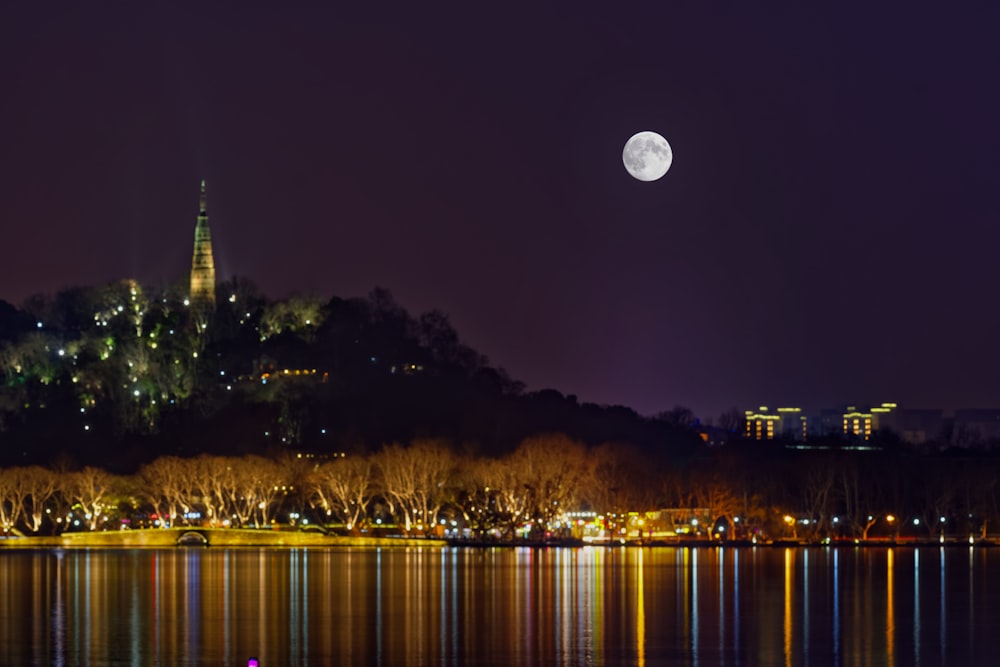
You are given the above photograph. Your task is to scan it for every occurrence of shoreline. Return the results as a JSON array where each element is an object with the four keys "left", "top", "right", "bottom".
[
  {"left": 0, "top": 528, "right": 448, "bottom": 549},
  {"left": 449, "top": 538, "right": 998, "bottom": 549},
  {"left": 1, "top": 529, "right": 995, "bottom": 549}
]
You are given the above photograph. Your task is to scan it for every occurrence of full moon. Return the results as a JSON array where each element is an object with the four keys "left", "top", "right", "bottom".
[{"left": 622, "top": 131, "right": 672, "bottom": 181}]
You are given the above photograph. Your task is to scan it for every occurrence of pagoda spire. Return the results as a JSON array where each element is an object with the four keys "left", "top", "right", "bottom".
[{"left": 190, "top": 180, "right": 216, "bottom": 310}]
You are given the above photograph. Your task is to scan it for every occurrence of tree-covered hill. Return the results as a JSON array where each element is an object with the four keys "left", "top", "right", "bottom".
[{"left": 0, "top": 279, "right": 701, "bottom": 472}]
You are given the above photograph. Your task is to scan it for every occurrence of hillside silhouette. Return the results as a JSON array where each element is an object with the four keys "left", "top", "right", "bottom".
[{"left": 0, "top": 279, "right": 701, "bottom": 472}]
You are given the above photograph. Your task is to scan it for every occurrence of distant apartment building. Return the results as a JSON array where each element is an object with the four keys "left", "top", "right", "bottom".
[
  {"left": 842, "top": 403, "right": 898, "bottom": 440},
  {"left": 810, "top": 402, "right": 899, "bottom": 441},
  {"left": 742, "top": 402, "right": 1000, "bottom": 447},
  {"left": 744, "top": 406, "right": 807, "bottom": 440}
]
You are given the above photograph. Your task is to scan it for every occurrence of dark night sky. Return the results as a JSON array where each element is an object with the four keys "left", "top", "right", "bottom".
[{"left": 2, "top": 4, "right": 999, "bottom": 420}]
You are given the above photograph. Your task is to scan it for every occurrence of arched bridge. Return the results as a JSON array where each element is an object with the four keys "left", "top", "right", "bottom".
[{"left": 176, "top": 530, "right": 209, "bottom": 546}]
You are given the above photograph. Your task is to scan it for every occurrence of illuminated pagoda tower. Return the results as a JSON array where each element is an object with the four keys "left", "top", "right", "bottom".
[{"left": 189, "top": 179, "right": 216, "bottom": 310}]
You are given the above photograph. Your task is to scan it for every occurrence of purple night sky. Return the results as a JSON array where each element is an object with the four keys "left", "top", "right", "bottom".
[{"left": 1, "top": 4, "right": 998, "bottom": 420}]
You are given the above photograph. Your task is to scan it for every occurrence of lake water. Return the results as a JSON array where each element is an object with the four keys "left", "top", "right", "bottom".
[{"left": 0, "top": 545, "right": 997, "bottom": 666}]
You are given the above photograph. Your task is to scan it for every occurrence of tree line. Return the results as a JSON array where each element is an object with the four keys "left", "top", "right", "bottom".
[{"left": 1, "top": 434, "right": 998, "bottom": 542}]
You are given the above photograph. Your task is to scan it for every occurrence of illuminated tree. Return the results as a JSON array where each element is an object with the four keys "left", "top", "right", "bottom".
[
  {"left": 310, "top": 454, "right": 373, "bottom": 533},
  {"left": 509, "top": 434, "right": 591, "bottom": 538},
  {"left": 212, "top": 276, "right": 267, "bottom": 341},
  {"left": 259, "top": 296, "right": 325, "bottom": 341},
  {"left": 0, "top": 467, "right": 25, "bottom": 532},
  {"left": 374, "top": 443, "right": 421, "bottom": 533},
  {"left": 137, "top": 456, "right": 198, "bottom": 526},
  {"left": 0, "top": 329, "right": 52, "bottom": 432},
  {"left": 585, "top": 442, "right": 655, "bottom": 515},
  {"left": 374, "top": 439, "right": 457, "bottom": 535},
  {"left": 188, "top": 455, "right": 236, "bottom": 526},
  {"left": 20, "top": 465, "right": 58, "bottom": 534},
  {"left": 0, "top": 465, "right": 70, "bottom": 534},
  {"left": 453, "top": 455, "right": 497, "bottom": 538},
  {"left": 691, "top": 471, "right": 742, "bottom": 538},
  {"left": 65, "top": 466, "right": 115, "bottom": 531},
  {"left": 486, "top": 456, "right": 533, "bottom": 538},
  {"left": 227, "top": 455, "right": 287, "bottom": 528},
  {"left": 407, "top": 438, "right": 457, "bottom": 533},
  {"left": 454, "top": 454, "right": 534, "bottom": 540},
  {"left": 0, "top": 332, "right": 60, "bottom": 387}
]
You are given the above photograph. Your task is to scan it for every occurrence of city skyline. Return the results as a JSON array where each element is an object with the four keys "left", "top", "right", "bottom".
[{"left": 2, "top": 4, "right": 998, "bottom": 419}]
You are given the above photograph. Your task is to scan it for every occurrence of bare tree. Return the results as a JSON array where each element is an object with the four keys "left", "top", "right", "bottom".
[
  {"left": 509, "top": 434, "right": 592, "bottom": 539},
  {"left": 657, "top": 406, "right": 698, "bottom": 430},
  {"left": 796, "top": 456, "right": 840, "bottom": 540},
  {"left": 0, "top": 468, "right": 24, "bottom": 532},
  {"left": 692, "top": 471, "right": 742, "bottom": 538},
  {"left": 717, "top": 407, "right": 744, "bottom": 434},
  {"left": 453, "top": 455, "right": 494, "bottom": 538},
  {"left": 406, "top": 439, "right": 457, "bottom": 533},
  {"left": 839, "top": 460, "right": 880, "bottom": 539},
  {"left": 374, "top": 443, "right": 419, "bottom": 532},
  {"left": 20, "top": 466, "right": 58, "bottom": 534},
  {"left": 916, "top": 459, "right": 953, "bottom": 539},
  {"left": 454, "top": 454, "right": 533, "bottom": 540},
  {"left": 189, "top": 455, "right": 239, "bottom": 526},
  {"left": 137, "top": 456, "right": 197, "bottom": 527},
  {"left": 374, "top": 439, "right": 457, "bottom": 535},
  {"left": 311, "top": 455, "right": 373, "bottom": 533},
  {"left": 227, "top": 456, "right": 286, "bottom": 528},
  {"left": 585, "top": 443, "right": 639, "bottom": 515},
  {"left": 65, "top": 467, "right": 115, "bottom": 531}
]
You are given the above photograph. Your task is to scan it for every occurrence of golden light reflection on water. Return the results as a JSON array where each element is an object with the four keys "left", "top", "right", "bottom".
[
  {"left": 784, "top": 548, "right": 793, "bottom": 667},
  {"left": 681, "top": 547, "right": 690, "bottom": 654},
  {"left": 636, "top": 547, "right": 645, "bottom": 667},
  {"left": 0, "top": 546, "right": 995, "bottom": 665},
  {"left": 886, "top": 548, "right": 895, "bottom": 667},
  {"left": 691, "top": 547, "right": 699, "bottom": 663}
]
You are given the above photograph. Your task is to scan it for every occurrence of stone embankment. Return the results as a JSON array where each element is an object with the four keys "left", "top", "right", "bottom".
[{"left": 0, "top": 528, "right": 447, "bottom": 548}]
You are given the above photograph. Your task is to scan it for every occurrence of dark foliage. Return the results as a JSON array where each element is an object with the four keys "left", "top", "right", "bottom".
[{"left": 0, "top": 282, "right": 700, "bottom": 472}]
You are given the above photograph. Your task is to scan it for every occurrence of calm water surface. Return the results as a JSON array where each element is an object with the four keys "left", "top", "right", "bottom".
[{"left": 0, "top": 546, "right": 997, "bottom": 666}]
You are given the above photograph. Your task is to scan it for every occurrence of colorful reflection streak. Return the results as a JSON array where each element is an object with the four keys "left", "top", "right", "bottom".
[{"left": 0, "top": 546, "right": 998, "bottom": 665}]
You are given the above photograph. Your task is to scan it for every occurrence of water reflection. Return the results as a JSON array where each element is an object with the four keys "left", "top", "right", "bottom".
[
  {"left": 887, "top": 548, "right": 895, "bottom": 666},
  {"left": 941, "top": 547, "right": 947, "bottom": 662},
  {"left": 0, "top": 546, "right": 997, "bottom": 665},
  {"left": 913, "top": 549, "right": 919, "bottom": 667},
  {"left": 832, "top": 548, "right": 839, "bottom": 666},
  {"left": 636, "top": 548, "right": 645, "bottom": 667},
  {"left": 784, "top": 548, "right": 792, "bottom": 667}
]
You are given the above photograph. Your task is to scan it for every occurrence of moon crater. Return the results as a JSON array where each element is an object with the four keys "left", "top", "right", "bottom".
[{"left": 623, "top": 131, "right": 672, "bottom": 182}]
